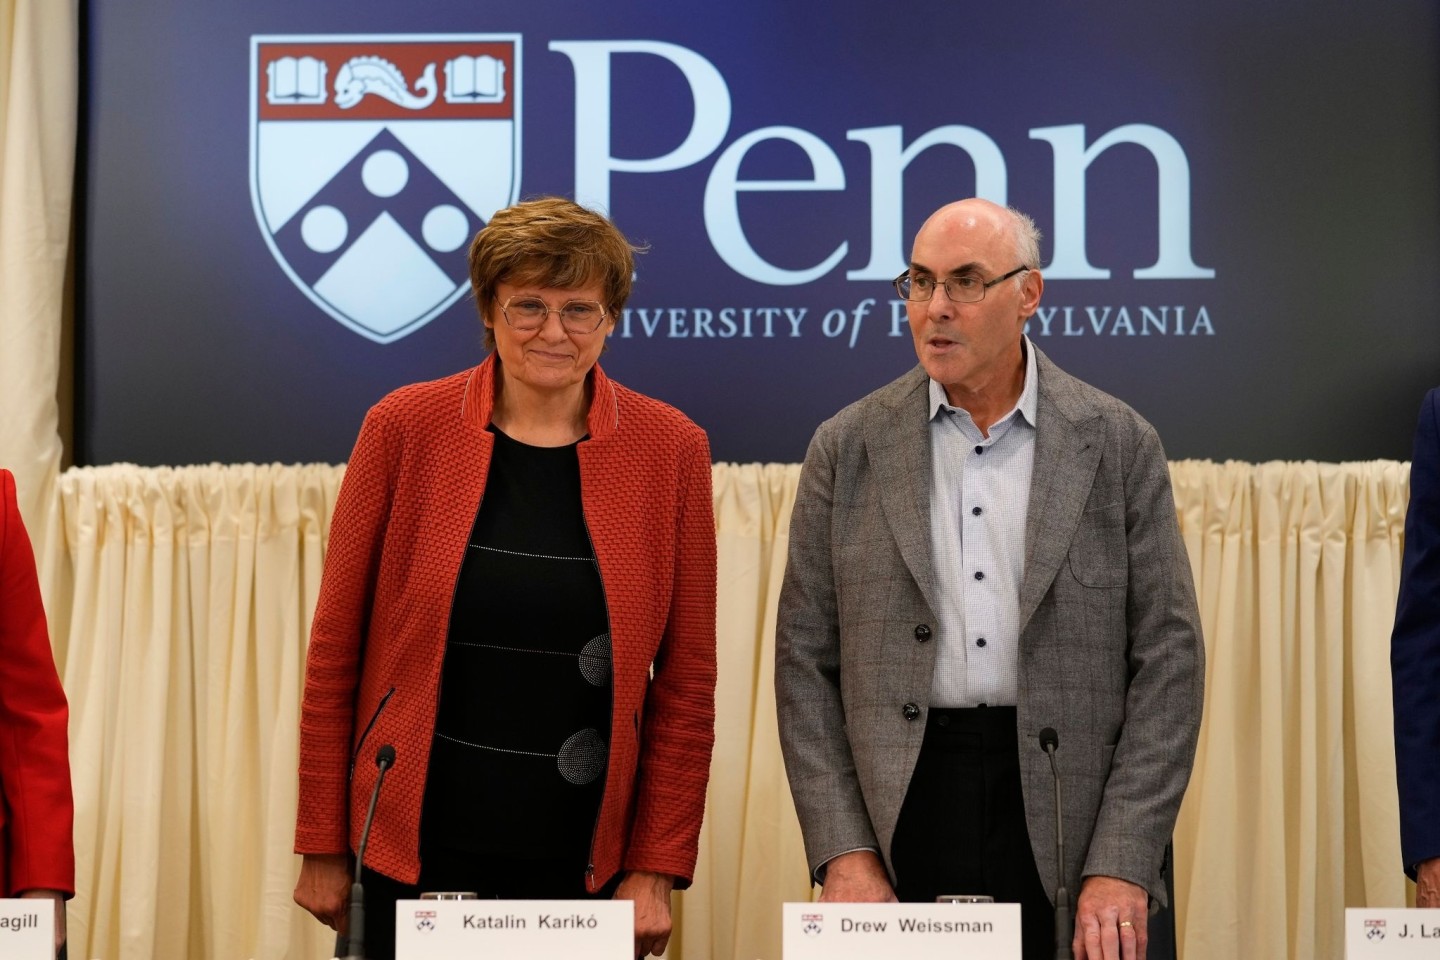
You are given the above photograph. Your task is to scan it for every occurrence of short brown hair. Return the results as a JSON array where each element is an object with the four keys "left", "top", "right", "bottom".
[{"left": 468, "top": 196, "right": 644, "bottom": 349}]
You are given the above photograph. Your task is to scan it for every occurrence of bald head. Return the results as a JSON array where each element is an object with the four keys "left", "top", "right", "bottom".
[{"left": 915, "top": 199, "right": 1042, "bottom": 274}]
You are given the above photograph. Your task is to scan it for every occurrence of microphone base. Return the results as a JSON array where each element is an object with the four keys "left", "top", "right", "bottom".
[
  {"left": 1054, "top": 891, "right": 1072, "bottom": 960},
  {"left": 343, "top": 880, "right": 365, "bottom": 960}
]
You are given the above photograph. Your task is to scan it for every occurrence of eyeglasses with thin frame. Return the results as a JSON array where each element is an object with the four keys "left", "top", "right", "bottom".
[
  {"left": 496, "top": 295, "right": 609, "bottom": 334},
  {"left": 892, "top": 265, "right": 1029, "bottom": 304}
]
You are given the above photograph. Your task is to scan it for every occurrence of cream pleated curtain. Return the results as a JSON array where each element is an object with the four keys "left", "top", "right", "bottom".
[
  {"left": 32, "top": 457, "right": 1413, "bottom": 960},
  {"left": 1169, "top": 460, "right": 1413, "bottom": 959},
  {"left": 47, "top": 465, "right": 344, "bottom": 960},
  {"left": 0, "top": 0, "right": 73, "bottom": 524}
]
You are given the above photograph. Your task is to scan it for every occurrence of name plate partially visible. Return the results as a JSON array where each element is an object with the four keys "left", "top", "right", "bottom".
[
  {"left": 782, "top": 901, "right": 1021, "bottom": 959},
  {"left": 1346, "top": 908, "right": 1440, "bottom": 958},
  {"left": 394, "top": 899, "right": 632, "bottom": 960},
  {"left": 0, "top": 898, "right": 55, "bottom": 960}
]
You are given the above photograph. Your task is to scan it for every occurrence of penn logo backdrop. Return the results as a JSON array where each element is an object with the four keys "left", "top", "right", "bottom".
[
  {"left": 81, "top": 1, "right": 1440, "bottom": 465},
  {"left": 251, "top": 35, "right": 520, "bottom": 343}
]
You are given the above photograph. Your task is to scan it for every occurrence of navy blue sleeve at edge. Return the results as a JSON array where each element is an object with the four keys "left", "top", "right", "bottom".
[{"left": 1392, "top": 387, "right": 1440, "bottom": 878}]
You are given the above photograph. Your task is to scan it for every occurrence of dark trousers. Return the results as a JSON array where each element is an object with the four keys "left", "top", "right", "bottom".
[
  {"left": 890, "top": 706, "right": 1057, "bottom": 960},
  {"left": 357, "top": 846, "right": 621, "bottom": 960}
]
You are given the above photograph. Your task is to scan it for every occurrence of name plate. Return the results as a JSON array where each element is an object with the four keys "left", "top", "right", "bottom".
[
  {"left": 0, "top": 898, "right": 55, "bottom": 960},
  {"left": 782, "top": 901, "right": 1021, "bottom": 960},
  {"left": 394, "top": 899, "right": 632, "bottom": 960},
  {"left": 1346, "top": 908, "right": 1440, "bottom": 958}
]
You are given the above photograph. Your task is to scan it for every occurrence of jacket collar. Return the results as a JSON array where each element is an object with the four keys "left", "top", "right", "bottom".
[
  {"left": 461, "top": 353, "right": 620, "bottom": 441},
  {"left": 862, "top": 343, "right": 1110, "bottom": 626},
  {"left": 864, "top": 366, "right": 938, "bottom": 614},
  {"left": 1017, "top": 345, "right": 1107, "bottom": 630}
]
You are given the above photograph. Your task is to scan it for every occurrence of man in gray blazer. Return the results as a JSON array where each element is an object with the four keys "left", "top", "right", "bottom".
[{"left": 776, "top": 199, "right": 1204, "bottom": 960}]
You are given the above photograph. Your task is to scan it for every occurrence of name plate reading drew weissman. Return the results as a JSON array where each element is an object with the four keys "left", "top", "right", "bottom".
[
  {"left": 782, "top": 901, "right": 1021, "bottom": 960},
  {"left": 0, "top": 897, "right": 55, "bottom": 960},
  {"left": 394, "top": 898, "right": 632, "bottom": 960},
  {"left": 1346, "top": 908, "right": 1440, "bottom": 958}
]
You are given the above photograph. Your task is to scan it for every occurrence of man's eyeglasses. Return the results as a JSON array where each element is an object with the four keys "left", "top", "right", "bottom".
[
  {"left": 496, "top": 296, "right": 609, "bottom": 334},
  {"left": 892, "top": 265, "right": 1029, "bottom": 304}
]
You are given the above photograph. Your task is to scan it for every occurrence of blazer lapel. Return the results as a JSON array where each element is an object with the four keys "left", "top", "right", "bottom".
[
  {"left": 865, "top": 368, "right": 939, "bottom": 615},
  {"left": 1018, "top": 357, "right": 1106, "bottom": 632}
]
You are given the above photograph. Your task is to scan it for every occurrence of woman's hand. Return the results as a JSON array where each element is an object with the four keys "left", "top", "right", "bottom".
[
  {"left": 294, "top": 852, "right": 352, "bottom": 932},
  {"left": 614, "top": 870, "right": 674, "bottom": 957}
]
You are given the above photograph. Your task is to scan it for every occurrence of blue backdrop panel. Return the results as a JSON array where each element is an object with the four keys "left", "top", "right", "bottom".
[{"left": 81, "top": 1, "right": 1440, "bottom": 465}]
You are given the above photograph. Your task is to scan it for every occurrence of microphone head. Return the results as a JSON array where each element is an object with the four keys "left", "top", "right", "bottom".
[
  {"left": 1038, "top": 727, "right": 1059, "bottom": 752},
  {"left": 376, "top": 744, "right": 397, "bottom": 768}
]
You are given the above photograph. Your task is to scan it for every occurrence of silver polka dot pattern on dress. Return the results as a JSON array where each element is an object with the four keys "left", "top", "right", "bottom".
[
  {"left": 579, "top": 633, "right": 612, "bottom": 686},
  {"left": 557, "top": 728, "right": 608, "bottom": 785}
]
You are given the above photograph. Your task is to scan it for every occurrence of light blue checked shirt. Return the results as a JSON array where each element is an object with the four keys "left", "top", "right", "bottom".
[{"left": 926, "top": 336, "right": 1038, "bottom": 708}]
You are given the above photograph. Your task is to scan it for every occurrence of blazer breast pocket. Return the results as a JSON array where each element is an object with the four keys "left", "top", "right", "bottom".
[{"left": 1067, "top": 502, "right": 1127, "bottom": 588}]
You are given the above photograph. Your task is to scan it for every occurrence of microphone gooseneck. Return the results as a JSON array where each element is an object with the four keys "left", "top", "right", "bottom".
[
  {"left": 1038, "top": 728, "right": 1072, "bottom": 960},
  {"left": 340, "top": 744, "right": 396, "bottom": 960}
]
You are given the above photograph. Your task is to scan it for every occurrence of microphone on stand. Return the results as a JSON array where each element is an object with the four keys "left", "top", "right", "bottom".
[
  {"left": 335, "top": 744, "right": 396, "bottom": 960},
  {"left": 1038, "top": 728, "right": 1072, "bottom": 960}
]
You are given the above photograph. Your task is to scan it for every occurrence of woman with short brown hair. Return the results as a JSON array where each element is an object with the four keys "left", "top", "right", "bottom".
[{"left": 294, "top": 197, "right": 717, "bottom": 960}]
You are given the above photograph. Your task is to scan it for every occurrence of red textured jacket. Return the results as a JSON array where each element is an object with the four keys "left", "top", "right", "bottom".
[
  {"left": 0, "top": 469, "right": 75, "bottom": 897},
  {"left": 295, "top": 357, "right": 717, "bottom": 890}
]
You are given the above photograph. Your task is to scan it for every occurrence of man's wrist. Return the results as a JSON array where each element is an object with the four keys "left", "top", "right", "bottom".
[{"left": 819, "top": 849, "right": 886, "bottom": 882}]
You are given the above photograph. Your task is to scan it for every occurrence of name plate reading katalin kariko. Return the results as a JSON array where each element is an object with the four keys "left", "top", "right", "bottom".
[
  {"left": 393, "top": 899, "right": 632, "bottom": 960},
  {"left": 1347, "top": 908, "right": 1440, "bottom": 959},
  {"left": 782, "top": 901, "right": 1021, "bottom": 959}
]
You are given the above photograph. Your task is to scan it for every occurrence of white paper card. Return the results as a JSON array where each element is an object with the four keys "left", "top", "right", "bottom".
[
  {"left": 782, "top": 901, "right": 1021, "bottom": 959},
  {"left": 0, "top": 897, "right": 55, "bottom": 960},
  {"left": 1346, "top": 908, "right": 1440, "bottom": 958},
  {"left": 394, "top": 898, "right": 632, "bottom": 960}
]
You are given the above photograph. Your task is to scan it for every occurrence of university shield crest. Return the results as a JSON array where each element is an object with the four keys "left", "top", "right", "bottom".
[{"left": 250, "top": 34, "right": 521, "bottom": 343}]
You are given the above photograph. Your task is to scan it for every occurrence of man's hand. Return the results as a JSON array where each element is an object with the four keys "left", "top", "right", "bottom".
[
  {"left": 1417, "top": 857, "right": 1440, "bottom": 908},
  {"left": 1074, "top": 875, "right": 1149, "bottom": 960},
  {"left": 294, "top": 852, "right": 352, "bottom": 933},
  {"left": 17, "top": 890, "right": 65, "bottom": 956},
  {"left": 614, "top": 870, "right": 674, "bottom": 958},
  {"left": 818, "top": 850, "right": 898, "bottom": 903}
]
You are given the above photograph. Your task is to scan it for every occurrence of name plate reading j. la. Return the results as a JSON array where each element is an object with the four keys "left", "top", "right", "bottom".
[
  {"left": 394, "top": 898, "right": 632, "bottom": 960},
  {"left": 782, "top": 901, "right": 1021, "bottom": 960},
  {"left": 0, "top": 897, "right": 55, "bottom": 960},
  {"left": 1346, "top": 908, "right": 1440, "bottom": 958}
]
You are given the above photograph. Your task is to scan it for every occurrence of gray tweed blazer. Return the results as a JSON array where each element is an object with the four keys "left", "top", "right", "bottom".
[{"left": 775, "top": 344, "right": 1204, "bottom": 906}]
